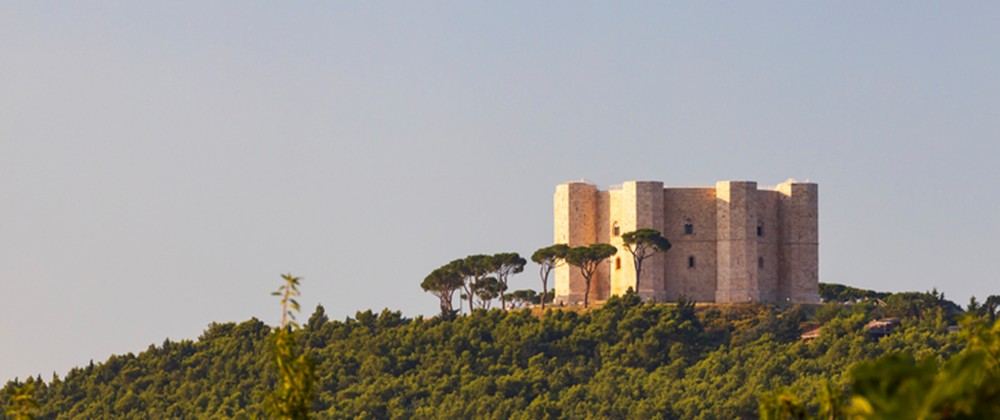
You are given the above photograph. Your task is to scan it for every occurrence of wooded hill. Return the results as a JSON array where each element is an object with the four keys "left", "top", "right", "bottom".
[{"left": 2, "top": 284, "right": 997, "bottom": 419}]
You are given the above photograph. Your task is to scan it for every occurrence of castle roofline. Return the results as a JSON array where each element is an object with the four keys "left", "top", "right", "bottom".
[{"left": 558, "top": 178, "right": 817, "bottom": 191}]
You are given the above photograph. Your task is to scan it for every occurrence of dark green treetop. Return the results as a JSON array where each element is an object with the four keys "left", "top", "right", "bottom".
[
  {"left": 491, "top": 253, "right": 526, "bottom": 310},
  {"left": 474, "top": 277, "right": 505, "bottom": 309},
  {"left": 421, "top": 265, "right": 465, "bottom": 317}
]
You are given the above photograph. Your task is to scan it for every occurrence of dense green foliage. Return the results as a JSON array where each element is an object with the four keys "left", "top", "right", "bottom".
[
  {"left": 3, "top": 383, "right": 38, "bottom": 419},
  {"left": 5, "top": 283, "right": 996, "bottom": 419},
  {"left": 2, "top": 321, "right": 274, "bottom": 418},
  {"left": 760, "top": 316, "right": 1000, "bottom": 418},
  {"left": 819, "top": 283, "right": 891, "bottom": 303}
]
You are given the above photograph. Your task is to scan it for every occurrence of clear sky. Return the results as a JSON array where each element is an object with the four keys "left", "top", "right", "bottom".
[{"left": 2, "top": 2, "right": 998, "bottom": 382}]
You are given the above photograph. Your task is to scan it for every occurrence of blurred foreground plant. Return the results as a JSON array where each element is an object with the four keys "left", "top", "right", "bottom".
[
  {"left": 760, "top": 316, "right": 1000, "bottom": 419},
  {"left": 4, "top": 382, "right": 39, "bottom": 420},
  {"left": 265, "top": 274, "right": 316, "bottom": 419}
]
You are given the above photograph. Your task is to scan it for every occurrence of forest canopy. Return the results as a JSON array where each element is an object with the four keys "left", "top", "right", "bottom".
[{"left": 2, "top": 284, "right": 997, "bottom": 419}]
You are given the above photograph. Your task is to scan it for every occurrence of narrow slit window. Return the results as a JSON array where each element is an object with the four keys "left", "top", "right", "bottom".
[
  {"left": 615, "top": 257, "right": 621, "bottom": 270},
  {"left": 612, "top": 222, "right": 620, "bottom": 237},
  {"left": 758, "top": 257, "right": 764, "bottom": 269},
  {"left": 757, "top": 221, "right": 764, "bottom": 237},
  {"left": 688, "top": 256, "right": 696, "bottom": 268}
]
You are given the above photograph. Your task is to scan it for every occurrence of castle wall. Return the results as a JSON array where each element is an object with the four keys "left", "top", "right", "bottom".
[{"left": 662, "top": 187, "right": 718, "bottom": 302}]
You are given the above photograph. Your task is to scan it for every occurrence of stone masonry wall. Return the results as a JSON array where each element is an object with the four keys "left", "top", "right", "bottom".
[{"left": 662, "top": 187, "right": 718, "bottom": 302}]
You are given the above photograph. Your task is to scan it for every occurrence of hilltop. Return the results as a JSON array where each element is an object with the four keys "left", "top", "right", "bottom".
[{"left": 1, "top": 284, "right": 996, "bottom": 418}]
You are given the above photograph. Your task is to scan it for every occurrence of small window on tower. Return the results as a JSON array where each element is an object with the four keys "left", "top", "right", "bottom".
[
  {"left": 684, "top": 219, "right": 694, "bottom": 235},
  {"left": 757, "top": 221, "right": 764, "bottom": 237},
  {"left": 688, "top": 256, "right": 696, "bottom": 269},
  {"left": 615, "top": 257, "right": 621, "bottom": 270},
  {"left": 758, "top": 257, "right": 764, "bottom": 269},
  {"left": 612, "top": 222, "right": 620, "bottom": 236}
]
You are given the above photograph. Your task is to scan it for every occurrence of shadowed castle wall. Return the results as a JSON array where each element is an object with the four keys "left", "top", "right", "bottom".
[{"left": 756, "top": 190, "right": 782, "bottom": 302}]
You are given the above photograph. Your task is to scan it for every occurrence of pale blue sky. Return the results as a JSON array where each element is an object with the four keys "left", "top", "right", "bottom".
[{"left": 2, "top": 2, "right": 998, "bottom": 381}]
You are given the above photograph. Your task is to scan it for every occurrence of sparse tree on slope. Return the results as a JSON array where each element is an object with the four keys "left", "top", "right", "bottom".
[
  {"left": 492, "top": 252, "right": 526, "bottom": 310},
  {"left": 455, "top": 255, "right": 497, "bottom": 313},
  {"left": 421, "top": 265, "right": 465, "bottom": 317},
  {"left": 621, "top": 229, "right": 671, "bottom": 293},
  {"left": 506, "top": 289, "right": 539, "bottom": 309},
  {"left": 532, "top": 244, "right": 569, "bottom": 310},
  {"left": 566, "top": 244, "right": 617, "bottom": 308},
  {"left": 475, "top": 277, "right": 505, "bottom": 309}
]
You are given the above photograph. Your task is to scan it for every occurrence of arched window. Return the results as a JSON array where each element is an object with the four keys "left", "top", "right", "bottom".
[
  {"left": 688, "top": 256, "right": 696, "bottom": 269},
  {"left": 615, "top": 257, "right": 621, "bottom": 270},
  {"left": 757, "top": 220, "right": 765, "bottom": 237},
  {"left": 612, "top": 221, "right": 620, "bottom": 236},
  {"left": 684, "top": 218, "right": 694, "bottom": 235}
]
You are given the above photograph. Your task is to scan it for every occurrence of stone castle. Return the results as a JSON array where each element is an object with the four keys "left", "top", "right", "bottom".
[{"left": 553, "top": 179, "right": 820, "bottom": 305}]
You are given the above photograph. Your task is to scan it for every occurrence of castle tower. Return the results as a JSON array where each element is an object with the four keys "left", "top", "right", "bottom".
[
  {"left": 609, "top": 181, "right": 666, "bottom": 301},
  {"left": 715, "top": 181, "right": 762, "bottom": 303},
  {"left": 553, "top": 182, "right": 597, "bottom": 305},
  {"left": 777, "top": 181, "right": 820, "bottom": 303}
]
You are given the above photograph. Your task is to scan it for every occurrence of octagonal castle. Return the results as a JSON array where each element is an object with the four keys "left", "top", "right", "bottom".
[{"left": 553, "top": 179, "right": 820, "bottom": 305}]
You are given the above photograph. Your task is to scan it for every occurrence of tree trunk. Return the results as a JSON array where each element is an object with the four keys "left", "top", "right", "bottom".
[
  {"left": 634, "top": 258, "right": 642, "bottom": 294},
  {"left": 439, "top": 297, "right": 450, "bottom": 316},
  {"left": 541, "top": 278, "right": 548, "bottom": 310},
  {"left": 539, "top": 265, "right": 551, "bottom": 310},
  {"left": 468, "top": 284, "right": 476, "bottom": 313},
  {"left": 500, "top": 278, "right": 507, "bottom": 310}
]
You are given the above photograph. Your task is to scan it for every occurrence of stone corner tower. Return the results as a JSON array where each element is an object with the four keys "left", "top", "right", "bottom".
[
  {"left": 553, "top": 182, "right": 597, "bottom": 305},
  {"left": 776, "top": 180, "right": 820, "bottom": 304},
  {"left": 714, "top": 180, "right": 762, "bottom": 303},
  {"left": 613, "top": 181, "right": 667, "bottom": 302}
]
